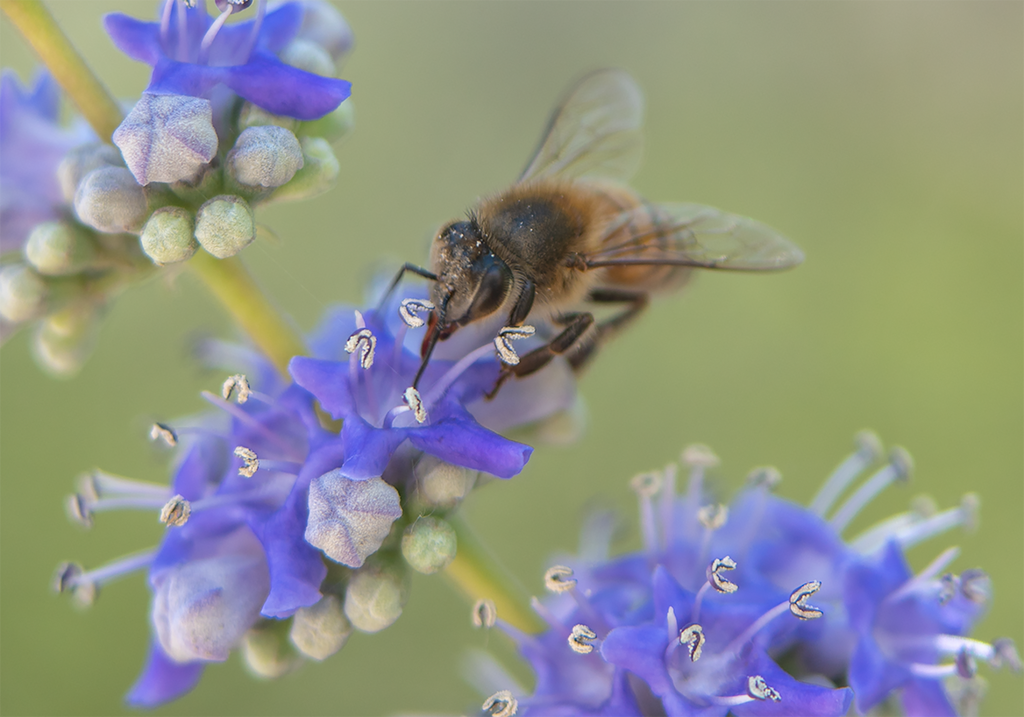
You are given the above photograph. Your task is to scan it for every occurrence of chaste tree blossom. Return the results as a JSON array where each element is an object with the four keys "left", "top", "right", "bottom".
[
  {"left": 55, "top": 290, "right": 578, "bottom": 707},
  {"left": 472, "top": 436, "right": 1020, "bottom": 716}
]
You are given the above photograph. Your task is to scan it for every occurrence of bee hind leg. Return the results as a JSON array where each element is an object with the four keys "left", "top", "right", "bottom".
[
  {"left": 485, "top": 312, "right": 595, "bottom": 400},
  {"left": 567, "top": 288, "right": 649, "bottom": 372}
]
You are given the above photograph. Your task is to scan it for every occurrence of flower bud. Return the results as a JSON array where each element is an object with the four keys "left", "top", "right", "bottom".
[
  {"left": 57, "top": 143, "right": 123, "bottom": 203},
  {"left": 289, "top": 594, "right": 352, "bottom": 660},
  {"left": 300, "top": 101, "right": 354, "bottom": 143},
  {"left": 280, "top": 38, "right": 335, "bottom": 76},
  {"left": 269, "top": 137, "right": 339, "bottom": 203},
  {"left": 241, "top": 619, "right": 302, "bottom": 679},
  {"left": 32, "top": 302, "right": 101, "bottom": 377},
  {"left": 140, "top": 207, "right": 197, "bottom": 265},
  {"left": 305, "top": 471, "right": 402, "bottom": 568},
  {"left": 296, "top": 1, "right": 354, "bottom": 60},
  {"left": 24, "top": 221, "right": 98, "bottom": 276},
  {"left": 401, "top": 516, "right": 457, "bottom": 575},
  {"left": 227, "top": 126, "right": 304, "bottom": 188},
  {"left": 0, "top": 264, "right": 48, "bottom": 322},
  {"left": 194, "top": 195, "right": 256, "bottom": 258},
  {"left": 113, "top": 93, "right": 218, "bottom": 185},
  {"left": 343, "top": 564, "right": 408, "bottom": 633},
  {"left": 415, "top": 455, "right": 477, "bottom": 508},
  {"left": 74, "top": 166, "right": 148, "bottom": 234}
]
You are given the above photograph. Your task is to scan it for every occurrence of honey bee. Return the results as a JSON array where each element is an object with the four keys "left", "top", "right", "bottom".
[{"left": 387, "top": 69, "right": 803, "bottom": 396}]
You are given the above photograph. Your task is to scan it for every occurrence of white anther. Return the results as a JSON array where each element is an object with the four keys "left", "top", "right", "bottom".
[
  {"left": 52, "top": 562, "right": 97, "bottom": 607},
  {"left": 854, "top": 430, "right": 884, "bottom": 462},
  {"left": 789, "top": 581, "right": 824, "bottom": 620},
  {"left": 682, "top": 444, "right": 719, "bottom": 468},
  {"left": 630, "top": 471, "right": 662, "bottom": 497},
  {"left": 482, "top": 690, "right": 518, "bottom": 717},
  {"left": 472, "top": 598, "right": 497, "bottom": 628},
  {"left": 959, "top": 569, "right": 991, "bottom": 604},
  {"left": 910, "top": 494, "right": 939, "bottom": 518},
  {"left": 159, "top": 494, "right": 191, "bottom": 527},
  {"left": 698, "top": 503, "right": 728, "bottom": 530},
  {"left": 746, "top": 466, "right": 781, "bottom": 490},
  {"left": 544, "top": 565, "right": 577, "bottom": 593},
  {"left": 222, "top": 373, "right": 251, "bottom": 403},
  {"left": 149, "top": 422, "right": 178, "bottom": 447},
  {"left": 568, "top": 624, "right": 597, "bottom": 654},
  {"left": 493, "top": 325, "right": 535, "bottom": 366},
  {"left": 960, "top": 493, "right": 980, "bottom": 532},
  {"left": 234, "top": 446, "right": 259, "bottom": 477},
  {"left": 679, "top": 624, "right": 705, "bottom": 661},
  {"left": 708, "top": 556, "right": 738, "bottom": 594},
  {"left": 938, "top": 573, "right": 957, "bottom": 604},
  {"left": 345, "top": 328, "right": 376, "bottom": 369},
  {"left": 402, "top": 386, "right": 427, "bottom": 423},
  {"left": 889, "top": 446, "right": 914, "bottom": 481},
  {"left": 66, "top": 493, "right": 93, "bottom": 528},
  {"left": 992, "top": 639, "right": 1022, "bottom": 672},
  {"left": 748, "top": 675, "right": 781, "bottom": 702},
  {"left": 399, "top": 298, "right": 435, "bottom": 328}
]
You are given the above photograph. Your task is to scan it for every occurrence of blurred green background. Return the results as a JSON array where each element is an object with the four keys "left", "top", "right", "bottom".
[{"left": 1, "top": 1, "right": 1021, "bottom": 715}]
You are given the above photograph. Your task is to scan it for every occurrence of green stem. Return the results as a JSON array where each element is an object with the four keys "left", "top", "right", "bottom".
[
  {"left": 1, "top": 0, "right": 123, "bottom": 140},
  {"left": 189, "top": 252, "right": 307, "bottom": 378},
  {"left": 445, "top": 514, "right": 544, "bottom": 634}
]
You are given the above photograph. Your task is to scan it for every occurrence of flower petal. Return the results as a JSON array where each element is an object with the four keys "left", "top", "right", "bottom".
[
  {"left": 221, "top": 51, "right": 350, "bottom": 120},
  {"left": 124, "top": 642, "right": 204, "bottom": 708}
]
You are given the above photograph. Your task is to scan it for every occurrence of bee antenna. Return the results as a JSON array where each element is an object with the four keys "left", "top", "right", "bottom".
[{"left": 412, "top": 291, "right": 450, "bottom": 390}]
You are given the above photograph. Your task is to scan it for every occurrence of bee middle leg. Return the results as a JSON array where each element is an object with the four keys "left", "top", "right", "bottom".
[
  {"left": 567, "top": 288, "right": 649, "bottom": 372},
  {"left": 485, "top": 312, "right": 595, "bottom": 399}
]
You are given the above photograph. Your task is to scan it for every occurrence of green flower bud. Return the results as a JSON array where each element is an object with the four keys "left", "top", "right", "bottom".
[
  {"left": 0, "top": 264, "right": 48, "bottom": 322},
  {"left": 280, "top": 38, "right": 335, "bottom": 76},
  {"left": 140, "top": 207, "right": 197, "bottom": 265},
  {"left": 343, "top": 564, "right": 408, "bottom": 633},
  {"left": 194, "top": 195, "right": 256, "bottom": 258},
  {"left": 415, "top": 455, "right": 477, "bottom": 508},
  {"left": 57, "top": 143, "right": 123, "bottom": 203},
  {"left": 299, "top": 101, "right": 354, "bottom": 143},
  {"left": 241, "top": 619, "right": 302, "bottom": 679},
  {"left": 269, "top": 137, "right": 339, "bottom": 203},
  {"left": 24, "top": 221, "right": 99, "bottom": 276},
  {"left": 296, "top": 1, "right": 353, "bottom": 59},
  {"left": 238, "top": 103, "right": 298, "bottom": 133},
  {"left": 401, "top": 516, "right": 457, "bottom": 575},
  {"left": 227, "top": 126, "right": 304, "bottom": 188},
  {"left": 113, "top": 93, "right": 218, "bottom": 185},
  {"left": 74, "top": 167, "right": 148, "bottom": 234},
  {"left": 289, "top": 594, "right": 352, "bottom": 660},
  {"left": 31, "top": 303, "right": 102, "bottom": 377}
]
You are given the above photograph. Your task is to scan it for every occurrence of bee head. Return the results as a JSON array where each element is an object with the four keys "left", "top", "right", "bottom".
[{"left": 430, "top": 220, "right": 513, "bottom": 329}]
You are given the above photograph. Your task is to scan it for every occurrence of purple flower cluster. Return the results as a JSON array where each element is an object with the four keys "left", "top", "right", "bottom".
[{"left": 476, "top": 437, "right": 1019, "bottom": 716}]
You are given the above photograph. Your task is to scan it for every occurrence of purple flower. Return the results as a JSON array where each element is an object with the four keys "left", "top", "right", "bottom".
[
  {"left": 0, "top": 70, "right": 92, "bottom": 252},
  {"left": 103, "top": 0, "right": 350, "bottom": 121}
]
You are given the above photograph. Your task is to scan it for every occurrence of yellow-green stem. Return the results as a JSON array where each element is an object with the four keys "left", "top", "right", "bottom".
[
  {"left": 445, "top": 514, "right": 544, "bottom": 634},
  {"left": 1, "top": 0, "right": 123, "bottom": 140},
  {"left": 189, "top": 252, "right": 307, "bottom": 378}
]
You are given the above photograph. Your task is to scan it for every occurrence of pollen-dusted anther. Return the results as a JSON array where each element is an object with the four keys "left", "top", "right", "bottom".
[
  {"left": 707, "top": 556, "right": 739, "bottom": 594},
  {"left": 788, "top": 580, "right": 824, "bottom": 620},
  {"left": 960, "top": 493, "right": 980, "bottom": 533},
  {"left": 234, "top": 446, "right": 259, "bottom": 477},
  {"left": 66, "top": 493, "right": 93, "bottom": 528},
  {"left": 344, "top": 328, "right": 376, "bottom": 369},
  {"left": 679, "top": 624, "right": 705, "bottom": 662},
  {"left": 398, "top": 298, "right": 435, "bottom": 328},
  {"left": 697, "top": 503, "right": 728, "bottom": 531},
  {"left": 402, "top": 386, "right": 428, "bottom": 424},
  {"left": 888, "top": 446, "right": 914, "bottom": 482},
  {"left": 956, "top": 647, "right": 978, "bottom": 679},
  {"left": 959, "top": 569, "right": 991, "bottom": 604},
  {"left": 544, "top": 565, "right": 577, "bottom": 593},
  {"left": 51, "top": 561, "right": 97, "bottom": 606},
  {"left": 682, "top": 443, "right": 719, "bottom": 468},
  {"left": 159, "top": 494, "right": 191, "bottom": 527},
  {"left": 748, "top": 675, "right": 781, "bottom": 702},
  {"left": 568, "top": 624, "right": 598, "bottom": 654},
  {"left": 630, "top": 471, "right": 662, "bottom": 498},
  {"left": 472, "top": 598, "right": 497, "bottom": 628},
  {"left": 221, "top": 373, "right": 251, "bottom": 403},
  {"left": 910, "top": 493, "right": 938, "bottom": 518},
  {"left": 149, "top": 422, "right": 178, "bottom": 446},
  {"left": 746, "top": 466, "right": 781, "bottom": 490},
  {"left": 482, "top": 690, "right": 518, "bottom": 717},
  {"left": 991, "top": 638, "right": 1022, "bottom": 672},
  {"left": 494, "top": 325, "right": 536, "bottom": 366},
  {"left": 854, "top": 429, "right": 884, "bottom": 462}
]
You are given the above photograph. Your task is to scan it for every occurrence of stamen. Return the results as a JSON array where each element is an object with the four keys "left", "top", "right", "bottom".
[
  {"left": 992, "top": 639, "right": 1022, "bottom": 672},
  {"left": 748, "top": 675, "right": 782, "bottom": 702},
  {"left": 200, "top": 391, "right": 297, "bottom": 454},
  {"left": 345, "top": 328, "right": 376, "bottom": 369},
  {"left": 482, "top": 690, "right": 517, "bottom": 717},
  {"left": 530, "top": 596, "right": 567, "bottom": 633},
  {"left": 421, "top": 341, "right": 496, "bottom": 408},
  {"left": 159, "top": 0, "right": 174, "bottom": 55},
  {"left": 809, "top": 430, "right": 883, "bottom": 516},
  {"left": 472, "top": 599, "right": 497, "bottom": 628},
  {"left": 159, "top": 494, "right": 191, "bottom": 526},
  {"left": 568, "top": 624, "right": 597, "bottom": 654},
  {"left": 176, "top": 0, "right": 190, "bottom": 62},
  {"left": 239, "top": 0, "right": 266, "bottom": 62},
  {"left": 399, "top": 298, "right": 435, "bottom": 328},
  {"left": 53, "top": 549, "right": 156, "bottom": 606},
  {"left": 83, "top": 469, "right": 170, "bottom": 497},
  {"left": 235, "top": 446, "right": 259, "bottom": 477},
  {"left": 959, "top": 569, "right": 991, "bottom": 604},
  {"left": 631, "top": 471, "right": 662, "bottom": 552},
  {"left": 494, "top": 325, "right": 535, "bottom": 366},
  {"left": 682, "top": 445, "right": 718, "bottom": 532},
  {"left": 746, "top": 466, "right": 781, "bottom": 490},
  {"left": 789, "top": 581, "right": 824, "bottom": 620},
  {"left": 665, "top": 606, "right": 678, "bottom": 642},
  {"left": 893, "top": 493, "right": 980, "bottom": 551},
  {"left": 679, "top": 624, "right": 705, "bottom": 661},
  {"left": 222, "top": 373, "right": 251, "bottom": 403},
  {"left": 708, "top": 556, "right": 738, "bottom": 593},
  {"left": 66, "top": 493, "right": 94, "bottom": 528},
  {"left": 890, "top": 546, "right": 962, "bottom": 604},
  {"left": 659, "top": 461, "right": 678, "bottom": 550},
  {"left": 544, "top": 565, "right": 577, "bottom": 593},
  {"left": 150, "top": 422, "right": 178, "bottom": 446},
  {"left": 198, "top": 5, "right": 234, "bottom": 63},
  {"left": 698, "top": 504, "right": 728, "bottom": 530},
  {"left": 402, "top": 386, "right": 427, "bottom": 424},
  {"left": 829, "top": 447, "right": 913, "bottom": 533},
  {"left": 956, "top": 648, "right": 978, "bottom": 678}
]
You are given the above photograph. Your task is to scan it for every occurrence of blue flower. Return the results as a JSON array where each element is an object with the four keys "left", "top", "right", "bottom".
[
  {"left": 103, "top": 0, "right": 350, "bottom": 121},
  {"left": 0, "top": 70, "right": 92, "bottom": 252}
]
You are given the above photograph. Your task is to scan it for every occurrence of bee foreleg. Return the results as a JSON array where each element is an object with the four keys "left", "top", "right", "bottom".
[
  {"left": 376, "top": 262, "right": 439, "bottom": 313},
  {"left": 485, "top": 312, "right": 595, "bottom": 400},
  {"left": 568, "top": 288, "right": 649, "bottom": 372}
]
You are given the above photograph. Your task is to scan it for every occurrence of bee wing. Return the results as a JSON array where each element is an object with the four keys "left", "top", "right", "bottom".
[
  {"left": 583, "top": 203, "right": 805, "bottom": 271},
  {"left": 519, "top": 69, "right": 644, "bottom": 184}
]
